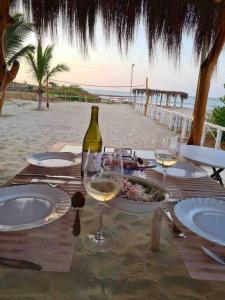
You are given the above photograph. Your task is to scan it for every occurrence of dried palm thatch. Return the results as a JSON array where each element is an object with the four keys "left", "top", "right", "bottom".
[
  {"left": 11, "top": 0, "right": 225, "bottom": 60},
  {"left": 133, "top": 89, "right": 188, "bottom": 101}
]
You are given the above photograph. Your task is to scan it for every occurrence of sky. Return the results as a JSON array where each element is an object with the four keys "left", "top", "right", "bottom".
[{"left": 16, "top": 19, "right": 225, "bottom": 98}]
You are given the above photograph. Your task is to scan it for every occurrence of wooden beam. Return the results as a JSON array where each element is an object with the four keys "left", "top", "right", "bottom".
[
  {"left": 144, "top": 77, "right": 150, "bottom": 116},
  {"left": 188, "top": 6, "right": 225, "bottom": 145}
]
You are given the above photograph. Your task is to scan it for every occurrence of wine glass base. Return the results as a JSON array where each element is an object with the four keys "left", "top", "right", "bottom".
[{"left": 83, "top": 233, "right": 114, "bottom": 253}]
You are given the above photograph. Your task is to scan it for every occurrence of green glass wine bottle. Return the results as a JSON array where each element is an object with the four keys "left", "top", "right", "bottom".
[{"left": 81, "top": 106, "right": 102, "bottom": 177}]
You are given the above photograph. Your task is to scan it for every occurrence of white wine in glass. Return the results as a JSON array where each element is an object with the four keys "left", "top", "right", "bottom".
[
  {"left": 83, "top": 151, "right": 123, "bottom": 252},
  {"left": 155, "top": 135, "right": 180, "bottom": 185},
  {"left": 85, "top": 176, "right": 121, "bottom": 202},
  {"left": 155, "top": 151, "right": 178, "bottom": 168}
]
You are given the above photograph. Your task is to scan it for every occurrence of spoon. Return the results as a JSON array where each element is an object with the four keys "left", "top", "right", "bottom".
[
  {"left": 162, "top": 208, "right": 186, "bottom": 238},
  {"left": 137, "top": 157, "right": 144, "bottom": 164},
  {"left": 71, "top": 191, "right": 85, "bottom": 236}
]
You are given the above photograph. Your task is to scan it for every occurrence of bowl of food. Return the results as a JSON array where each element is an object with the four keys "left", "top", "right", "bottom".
[{"left": 107, "top": 176, "right": 169, "bottom": 214}]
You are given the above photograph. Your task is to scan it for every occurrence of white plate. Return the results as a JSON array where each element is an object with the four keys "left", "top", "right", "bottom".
[
  {"left": 0, "top": 184, "right": 71, "bottom": 231},
  {"left": 26, "top": 152, "right": 81, "bottom": 168},
  {"left": 153, "top": 161, "right": 208, "bottom": 179},
  {"left": 174, "top": 198, "right": 225, "bottom": 246},
  {"left": 107, "top": 176, "right": 169, "bottom": 215}
]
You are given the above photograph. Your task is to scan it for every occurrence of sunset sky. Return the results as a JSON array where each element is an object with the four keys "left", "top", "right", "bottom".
[{"left": 16, "top": 21, "right": 225, "bottom": 98}]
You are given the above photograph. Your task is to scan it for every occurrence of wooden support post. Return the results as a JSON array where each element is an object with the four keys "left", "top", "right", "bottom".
[
  {"left": 174, "top": 96, "right": 177, "bottom": 108},
  {"left": 46, "top": 73, "right": 49, "bottom": 108},
  {"left": 159, "top": 94, "right": 163, "bottom": 107},
  {"left": 144, "top": 78, "right": 150, "bottom": 116},
  {"left": 188, "top": 7, "right": 225, "bottom": 145},
  {"left": 0, "top": 0, "right": 19, "bottom": 115},
  {"left": 166, "top": 95, "right": 169, "bottom": 107},
  {"left": 150, "top": 207, "right": 163, "bottom": 251}
]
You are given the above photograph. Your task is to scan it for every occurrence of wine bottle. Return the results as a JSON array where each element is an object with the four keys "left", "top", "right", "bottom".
[{"left": 81, "top": 106, "right": 102, "bottom": 177}]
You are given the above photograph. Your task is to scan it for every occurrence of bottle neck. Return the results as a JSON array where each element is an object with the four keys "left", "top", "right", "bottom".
[{"left": 90, "top": 107, "right": 99, "bottom": 125}]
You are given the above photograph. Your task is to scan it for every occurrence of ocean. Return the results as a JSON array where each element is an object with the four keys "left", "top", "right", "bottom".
[{"left": 86, "top": 88, "right": 223, "bottom": 111}]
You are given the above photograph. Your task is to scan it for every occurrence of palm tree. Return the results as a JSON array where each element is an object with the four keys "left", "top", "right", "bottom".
[
  {"left": 0, "top": 14, "right": 34, "bottom": 115},
  {"left": 26, "top": 41, "right": 69, "bottom": 110}
]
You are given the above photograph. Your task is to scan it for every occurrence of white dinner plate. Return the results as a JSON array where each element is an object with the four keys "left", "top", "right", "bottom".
[
  {"left": 26, "top": 152, "right": 81, "bottom": 168},
  {"left": 0, "top": 184, "right": 71, "bottom": 231},
  {"left": 107, "top": 176, "right": 169, "bottom": 215},
  {"left": 153, "top": 161, "right": 208, "bottom": 179},
  {"left": 174, "top": 198, "right": 225, "bottom": 246}
]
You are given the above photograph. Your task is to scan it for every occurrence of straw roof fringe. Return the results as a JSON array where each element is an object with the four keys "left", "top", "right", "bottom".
[
  {"left": 11, "top": 0, "right": 225, "bottom": 60},
  {"left": 132, "top": 89, "right": 188, "bottom": 100}
]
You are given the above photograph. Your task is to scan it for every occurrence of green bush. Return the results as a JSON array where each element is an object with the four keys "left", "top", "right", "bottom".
[{"left": 209, "top": 87, "right": 225, "bottom": 141}]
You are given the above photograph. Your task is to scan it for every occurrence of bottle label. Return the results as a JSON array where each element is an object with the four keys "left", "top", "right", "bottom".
[{"left": 82, "top": 151, "right": 102, "bottom": 174}]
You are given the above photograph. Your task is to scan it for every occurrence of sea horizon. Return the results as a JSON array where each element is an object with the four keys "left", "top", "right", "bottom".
[{"left": 86, "top": 88, "right": 222, "bottom": 110}]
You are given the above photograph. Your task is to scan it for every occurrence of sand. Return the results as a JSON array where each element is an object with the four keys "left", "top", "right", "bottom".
[
  {"left": 0, "top": 100, "right": 225, "bottom": 300},
  {"left": 0, "top": 100, "right": 170, "bottom": 185}
]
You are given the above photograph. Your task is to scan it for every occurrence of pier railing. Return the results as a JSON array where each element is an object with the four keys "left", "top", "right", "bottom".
[{"left": 133, "top": 100, "right": 225, "bottom": 149}]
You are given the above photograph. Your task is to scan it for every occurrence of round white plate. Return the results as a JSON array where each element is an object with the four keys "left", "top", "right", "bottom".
[
  {"left": 153, "top": 161, "right": 208, "bottom": 179},
  {"left": 0, "top": 184, "right": 71, "bottom": 231},
  {"left": 107, "top": 176, "right": 169, "bottom": 215},
  {"left": 174, "top": 198, "right": 225, "bottom": 246},
  {"left": 26, "top": 152, "right": 80, "bottom": 168}
]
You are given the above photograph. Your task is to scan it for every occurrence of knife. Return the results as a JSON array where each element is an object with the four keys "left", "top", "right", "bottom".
[
  {"left": 0, "top": 256, "right": 42, "bottom": 271},
  {"left": 16, "top": 173, "right": 77, "bottom": 180}
]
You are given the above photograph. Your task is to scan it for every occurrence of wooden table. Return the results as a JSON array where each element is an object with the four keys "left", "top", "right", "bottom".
[{"left": 52, "top": 143, "right": 225, "bottom": 281}]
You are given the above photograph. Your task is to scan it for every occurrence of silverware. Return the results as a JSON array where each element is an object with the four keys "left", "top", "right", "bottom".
[
  {"left": 16, "top": 173, "right": 77, "bottom": 180},
  {"left": 201, "top": 246, "right": 225, "bottom": 265},
  {"left": 162, "top": 208, "right": 186, "bottom": 238},
  {"left": 130, "top": 165, "right": 156, "bottom": 171},
  {"left": 71, "top": 192, "right": 85, "bottom": 236},
  {"left": 10, "top": 181, "right": 57, "bottom": 188},
  {"left": 0, "top": 256, "right": 42, "bottom": 270}
]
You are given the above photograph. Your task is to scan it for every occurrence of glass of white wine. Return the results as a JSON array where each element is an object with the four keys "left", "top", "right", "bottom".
[
  {"left": 83, "top": 150, "right": 123, "bottom": 252},
  {"left": 155, "top": 135, "right": 180, "bottom": 186}
]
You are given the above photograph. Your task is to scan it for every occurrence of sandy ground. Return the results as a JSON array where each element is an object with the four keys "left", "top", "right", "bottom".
[
  {"left": 0, "top": 100, "right": 170, "bottom": 185},
  {"left": 0, "top": 100, "right": 225, "bottom": 300}
]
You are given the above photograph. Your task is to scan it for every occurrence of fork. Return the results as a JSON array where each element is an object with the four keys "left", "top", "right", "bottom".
[{"left": 201, "top": 246, "right": 225, "bottom": 265}]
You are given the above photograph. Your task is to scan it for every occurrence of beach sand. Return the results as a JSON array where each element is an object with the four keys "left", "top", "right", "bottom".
[{"left": 0, "top": 100, "right": 224, "bottom": 300}]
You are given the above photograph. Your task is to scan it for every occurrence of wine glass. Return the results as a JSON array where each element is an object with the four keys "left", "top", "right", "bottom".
[
  {"left": 155, "top": 134, "right": 180, "bottom": 185},
  {"left": 83, "top": 150, "right": 123, "bottom": 252}
]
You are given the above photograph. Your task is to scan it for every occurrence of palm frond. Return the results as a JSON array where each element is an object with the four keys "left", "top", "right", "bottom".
[
  {"left": 4, "top": 14, "right": 33, "bottom": 63},
  {"left": 25, "top": 51, "right": 40, "bottom": 85},
  {"left": 43, "top": 45, "right": 54, "bottom": 74},
  {"left": 44, "top": 64, "right": 70, "bottom": 82},
  {"left": 7, "top": 44, "right": 35, "bottom": 65}
]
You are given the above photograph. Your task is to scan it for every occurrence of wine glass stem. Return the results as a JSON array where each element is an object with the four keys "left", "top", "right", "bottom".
[
  {"left": 163, "top": 167, "right": 167, "bottom": 186},
  {"left": 96, "top": 203, "right": 104, "bottom": 241}
]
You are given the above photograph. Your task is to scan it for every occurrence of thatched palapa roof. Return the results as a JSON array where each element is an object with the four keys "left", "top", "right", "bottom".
[
  {"left": 11, "top": 0, "right": 225, "bottom": 60},
  {"left": 132, "top": 89, "right": 188, "bottom": 101}
]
